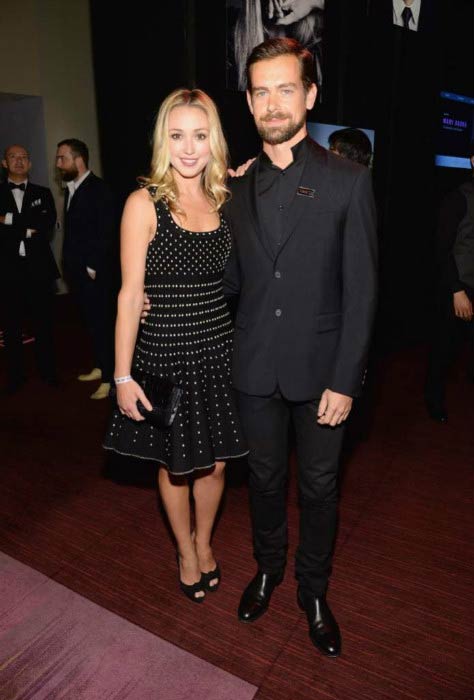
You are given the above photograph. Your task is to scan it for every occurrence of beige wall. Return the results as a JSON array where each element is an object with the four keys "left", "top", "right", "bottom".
[{"left": 0, "top": 0, "right": 101, "bottom": 278}]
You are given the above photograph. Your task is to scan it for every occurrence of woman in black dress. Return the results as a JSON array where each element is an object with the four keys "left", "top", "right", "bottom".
[{"left": 104, "top": 89, "right": 248, "bottom": 602}]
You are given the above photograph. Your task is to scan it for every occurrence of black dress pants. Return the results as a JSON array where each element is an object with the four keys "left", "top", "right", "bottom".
[
  {"left": 1, "top": 276, "right": 56, "bottom": 383},
  {"left": 237, "top": 390, "right": 345, "bottom": 596},
  {"left": 426, "top": 291, "right": 474, "bottom": 407},
  {"left": 68, "top": 269, "right": 115, "bottom": 383}
]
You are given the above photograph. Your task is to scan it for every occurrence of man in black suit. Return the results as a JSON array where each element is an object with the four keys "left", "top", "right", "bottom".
[
  {"left": 225, "top": 39, "right": 377, "bottom": 657},
  {"left": 0, "top": 144, "right": 59, "bottom": 393},
  {"left": 425, "top": 144, "right": 474, "bottom": 422},
  {"left": 56, "top": 139, "right": 117, "bottom": 400}
]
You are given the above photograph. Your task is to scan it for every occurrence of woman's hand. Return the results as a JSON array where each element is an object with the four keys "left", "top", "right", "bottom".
[
  {"left": 228, "top": 158, "right": 256, "bottom": 178},
  {"left": 140, "top": 292, "right": 151, "bottom": 324},
  {"left": 116, "top": 380, "right": 153, "bottom": 421}
]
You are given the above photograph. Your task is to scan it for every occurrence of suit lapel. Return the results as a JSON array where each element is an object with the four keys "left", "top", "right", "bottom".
[
  {"left": 7, "top": 187, "right": 20, "bottom": 213},
  {"left": 66, "top": 172, "right": 93, "bottom": 215},
  {"left": 21, "top": 183, "right": 34, "bottom": 213},
  {"left": 276, "top": 140, "right": 327, "bottom": 259}
]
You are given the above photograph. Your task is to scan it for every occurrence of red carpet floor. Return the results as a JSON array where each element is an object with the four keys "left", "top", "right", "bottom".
[{"left": 0, "top": 301, "right": 473, "bottom": 699}]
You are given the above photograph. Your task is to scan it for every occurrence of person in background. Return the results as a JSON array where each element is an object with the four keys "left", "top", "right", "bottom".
[
  {"left": 425, "top": 142, "right": 474, "bottom": 422},
  {"left": 0, "top": 144, "right": 59, "bottom": 394},
  {"left": 56, "top": 139, "right": 117, "bottom": 400},
  {"left": 328, "top": 127, "right": 373, "bottom": 167}
]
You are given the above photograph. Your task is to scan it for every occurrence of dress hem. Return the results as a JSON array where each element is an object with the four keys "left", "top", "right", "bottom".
[{"left": 102, "top": 444, "right": 249, "bottom": 476}]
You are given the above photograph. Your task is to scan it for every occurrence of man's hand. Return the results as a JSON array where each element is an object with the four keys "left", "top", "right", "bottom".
[
  {"left": 228, "top": 158, "right": 256, "bottom": 178},
  {"left": 453, "top": 290, "right": 473, "bottom": 321},
  {"left": 270, "top": 0, "right": 325, "bottom": 25},
  {"left": 0, "top": 216, "right": 5, "bottom": 224},
  {"left": 317, "top": 389, "right": 353, "bottom": 426},
  {"left": 141, "top": 291, "right": 151, "bottom": 323}
]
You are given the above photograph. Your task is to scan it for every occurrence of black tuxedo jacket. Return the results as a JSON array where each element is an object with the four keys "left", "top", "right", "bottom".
[
  {"left": 224, "top": 138, "right": 378, "bottom": 401},
  {"left": 0, "top": 180, "right": 59, "bottom": 283},
  {"left": 62, "top": 172, "right": 116, "bottom": 282}
]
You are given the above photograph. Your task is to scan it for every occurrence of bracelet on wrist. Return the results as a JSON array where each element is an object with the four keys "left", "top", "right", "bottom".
[{"left": 114, "top": 375, "right": 132, "bottom": 384}]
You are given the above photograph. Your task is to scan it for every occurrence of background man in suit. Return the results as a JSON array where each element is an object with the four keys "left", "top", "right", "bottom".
[
  {"left": 225, "top": 38, "right": 377, "bottom": 658},
  {"left": 425, "top": 142, "right": 474, "bottom": 422},
  {"left": 0, "top": 144, "right": 59, "bottom": 393},
  {"left": 56, "top": 139, "right": 117, "bottom": 400}
]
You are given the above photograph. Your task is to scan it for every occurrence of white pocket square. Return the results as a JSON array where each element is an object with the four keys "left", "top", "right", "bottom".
[{"left": 31, "top": 199, "right": 42, "bottom": 207}]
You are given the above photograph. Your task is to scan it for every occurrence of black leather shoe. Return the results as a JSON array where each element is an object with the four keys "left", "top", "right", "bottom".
[
  {"left": 238, "top": 571, "right": 283, "bottom": 623},
  {"left": 297, "top": 589, "right": 341, "bottom": 657}
]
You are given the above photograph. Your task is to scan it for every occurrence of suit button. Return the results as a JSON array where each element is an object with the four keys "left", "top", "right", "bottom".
[
  {"left": 275, "top": 308, "right": 282, "bottom": 317},
  {"left": 274, "top": 270, "right": 281, "bottom": 279}
]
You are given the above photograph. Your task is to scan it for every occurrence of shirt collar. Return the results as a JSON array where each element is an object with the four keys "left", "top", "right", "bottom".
[
  {"left": 67, "top": 170, "right": 91, "bottom": 194},
  {"left": 74, "top": 170, "right": 91, "bottom": 189},
  {"left": 261, "top": 135, "right": 308, "bottom": 170}
]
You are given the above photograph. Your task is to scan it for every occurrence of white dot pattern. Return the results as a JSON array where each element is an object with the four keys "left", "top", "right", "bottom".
[{"left": 104, "top": 199, "right": 248, "bottom": 474}]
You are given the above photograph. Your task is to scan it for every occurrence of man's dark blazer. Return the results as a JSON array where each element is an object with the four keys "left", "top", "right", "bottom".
[
  {"left": 0, "top": 180, "right": 59, "bottom": 283},
  {"left": 62, "top": 172, "right": 116, "bottom": 283},
  {"left": 224, "top": 138, "right": 378, "bottom": 402}
]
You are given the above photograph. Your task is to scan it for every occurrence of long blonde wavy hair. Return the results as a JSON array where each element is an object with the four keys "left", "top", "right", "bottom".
[{"left": 142, "top": 88, "right": 230, "bottom": 214}]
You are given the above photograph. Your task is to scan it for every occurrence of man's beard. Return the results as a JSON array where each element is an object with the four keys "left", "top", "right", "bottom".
[
  {"left": 256, "top": 112, "right": 306, "bottom": 146},
  {"left": 60, "top": 167, "right": 79, "bottom": 182}
]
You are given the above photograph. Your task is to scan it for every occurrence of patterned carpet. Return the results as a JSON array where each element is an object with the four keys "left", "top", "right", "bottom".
[{"left": 0, "top": 300, "right": 473, "bottom": 699}]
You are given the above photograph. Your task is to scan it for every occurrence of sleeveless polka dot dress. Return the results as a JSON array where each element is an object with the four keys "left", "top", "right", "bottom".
[{"left": 104, "top": 198, "right": 248, "bottom": 475}]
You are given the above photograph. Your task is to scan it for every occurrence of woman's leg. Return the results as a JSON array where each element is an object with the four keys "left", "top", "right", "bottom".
[
  {"left": 158, "top": 467, "right": 204, "bottom": 598},
  {"left": 193, "top": 461, "right": 226, "bottom": 586}
]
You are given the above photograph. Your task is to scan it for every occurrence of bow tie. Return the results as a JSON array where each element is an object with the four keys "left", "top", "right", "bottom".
[{"left": 8, "top": 182, "right": 26, "bottom": 191}]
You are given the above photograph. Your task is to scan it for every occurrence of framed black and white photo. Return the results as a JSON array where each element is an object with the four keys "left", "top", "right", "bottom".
[
  {"left": 226, "top": 0, "right": 325, "bottom": 92},
  {"left": 392, "top": 0, "right": 421, "bottom": 32}
]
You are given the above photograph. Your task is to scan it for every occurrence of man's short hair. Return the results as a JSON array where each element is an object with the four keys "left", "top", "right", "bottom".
[
  {"left": 57, "top": 138, "right": 89, "bottom": 167},
  {"left": 328, "top": 128, "right": 373, "bottom": 167},
  {"left": 246, "top": 37, "right": 315, "bottom": 92}
]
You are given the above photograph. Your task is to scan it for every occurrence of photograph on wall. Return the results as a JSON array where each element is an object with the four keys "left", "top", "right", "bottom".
[
  {"left": 226, "top": 0, "right": 325, "bottom": 93},
  {"left": 392, "top": 0, "right": 422, "bottom": 32}
]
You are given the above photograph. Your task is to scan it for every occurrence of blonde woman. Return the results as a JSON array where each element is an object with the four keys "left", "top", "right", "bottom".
[{"left": 104, "top": 89, "right": 248, "bottom": 602}]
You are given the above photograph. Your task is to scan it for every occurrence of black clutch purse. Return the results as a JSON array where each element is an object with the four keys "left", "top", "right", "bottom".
[{"left": 111, "top": 373, "right": 183, "bottom": 429}]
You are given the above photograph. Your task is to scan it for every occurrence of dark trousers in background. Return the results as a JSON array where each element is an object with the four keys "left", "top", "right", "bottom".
[
  {"left": 67, "top": 268, "right": 115, "bottom": 383},
  {"left": 237, "top": 390, "right": 345, "bottom": 596},
  {"left": 426, "top": 292, "right": 474, "bottom": 408},
  {"left": 1, "top": 277, "right": 56, "bottom": 383}
]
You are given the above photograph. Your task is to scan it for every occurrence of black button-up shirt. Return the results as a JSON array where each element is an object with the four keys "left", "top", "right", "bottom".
[{"left": 257, "top": 136, "right": 308, "bottom": 254}]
